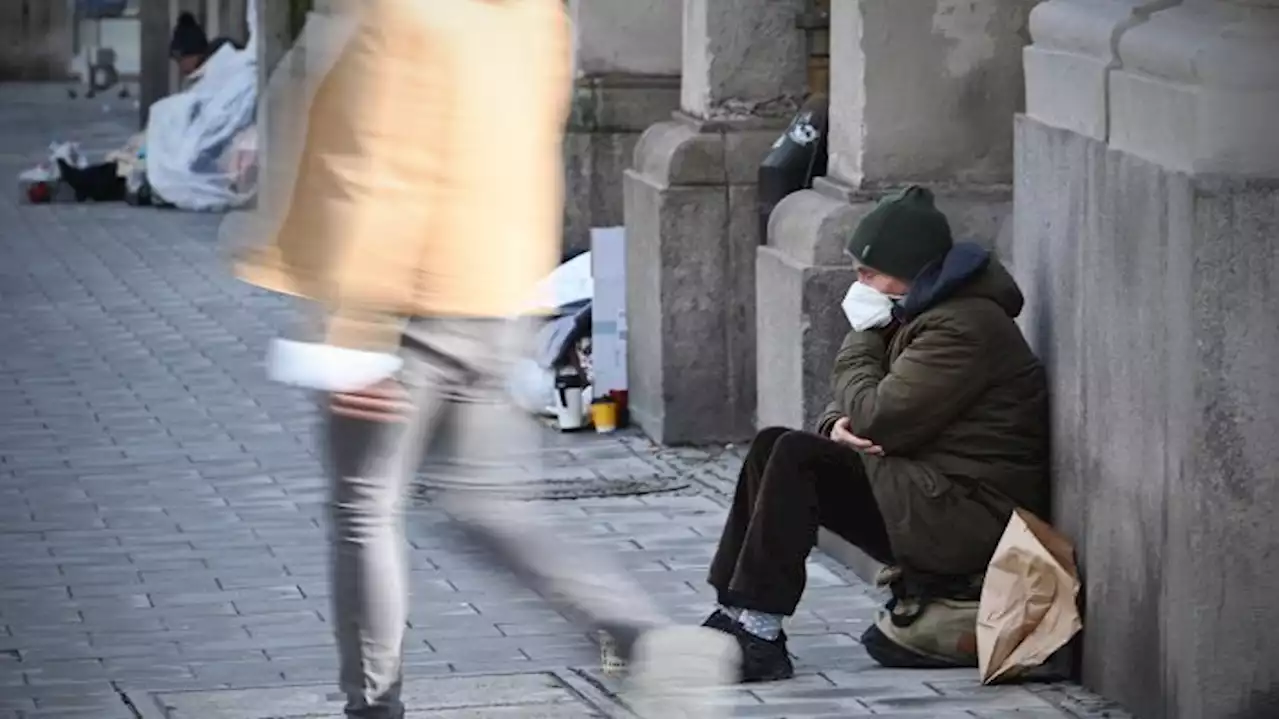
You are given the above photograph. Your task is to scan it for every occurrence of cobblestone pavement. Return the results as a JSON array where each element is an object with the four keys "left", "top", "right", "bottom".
[{"left": 0, "top": 85, "right": 1130, "bottom": 718}]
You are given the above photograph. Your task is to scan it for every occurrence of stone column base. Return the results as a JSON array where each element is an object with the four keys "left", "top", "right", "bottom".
[
  {"left": 563, "top": 74, "right": 679, "bottom": 255},
  {"left": 623, "top": 112, "right": 784, "bottom": 445},
  {"left": 757, "top": 177, "right": 1012, "bottom": 433}
]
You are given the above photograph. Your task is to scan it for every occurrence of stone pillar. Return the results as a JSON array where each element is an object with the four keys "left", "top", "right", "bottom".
[
  {"left": 623, "top": 0, "right": 808, "bottom": 444},
  {"left": 254, "top": 0, "right": 291, "bottom": 84},
  {"left": 1014, "top": 1, "right": 1277, "bottom": 717},
  {"left": 252, "top": 0, "right": 293, "bottom": 192},
  {"left": 139, "top": 0, "right": 172, "bottom": 127},
  {"left": 563, "top": 0, "right": 682, "bottom": 255},
  {"left": 756, "top": 0, "right": 1034, "bottom": 432},
  {"left": 209, "top": 0, "right": 250, "bottom": 42},
  {"left": 203, "top": 0, "right": 222, "bottom": 38}
]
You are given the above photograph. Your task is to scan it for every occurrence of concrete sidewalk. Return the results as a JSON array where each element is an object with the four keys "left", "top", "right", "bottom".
[{"left": 0, "top": 84, "right": 1126, "bottom": 718}]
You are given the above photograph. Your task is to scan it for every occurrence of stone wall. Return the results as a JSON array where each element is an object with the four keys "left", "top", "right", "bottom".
[
  {"left": 563, "top": 74, "right": 679, "bottom": 255},
  {"left": 1014, "top": 1, "right": 1278, "bottom": 716},
  {"left": 622, "top": 0, "right": 808, "bottom": 445},
  {"left": 0, "top": 0, "right": 73, "bottom": 81},
  {"left": 563, "top": 0, "right": 681, "bottom": 254},
  {"left": 1013, "top": 114, "right": 1277, "bottom": 719}
]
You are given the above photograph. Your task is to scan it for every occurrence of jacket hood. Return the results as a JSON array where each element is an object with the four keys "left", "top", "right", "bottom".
[{"left": 895, "top": 242, "right": 1024, "bottom": 320}]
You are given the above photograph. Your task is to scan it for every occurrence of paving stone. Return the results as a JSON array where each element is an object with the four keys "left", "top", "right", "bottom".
[
  {"left": 415, "top": 706, "right": 603, "bottom": 719},
  {"left": 135, "top": 672, "right": 605, "bottom": 718}
]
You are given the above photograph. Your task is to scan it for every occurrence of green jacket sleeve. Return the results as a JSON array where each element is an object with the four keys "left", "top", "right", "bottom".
[
  {"left": 831, "top": 318, "right": 990, "bottom": 454},
  {"left": 815, "top": 401, "right": 841, "bottom": 437}
]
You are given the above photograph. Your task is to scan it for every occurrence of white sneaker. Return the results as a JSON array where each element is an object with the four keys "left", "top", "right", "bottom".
[{"left": 624, "top": 626, "right": 741, "bottom": 719}]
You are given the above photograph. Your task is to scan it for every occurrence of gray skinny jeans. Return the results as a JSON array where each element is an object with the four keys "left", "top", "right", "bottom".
[{"left": 323, "top": 317, "right": 667, "bottom": 718}]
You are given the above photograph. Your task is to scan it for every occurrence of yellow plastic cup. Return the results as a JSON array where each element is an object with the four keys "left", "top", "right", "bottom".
[{"left": 591, "top": 399, "right": 618, "bottom": 434}]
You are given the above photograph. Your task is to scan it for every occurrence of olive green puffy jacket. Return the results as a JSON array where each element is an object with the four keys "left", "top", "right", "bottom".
[{"left": 818, "top": 245, "right": 1049, "bottom": 576}]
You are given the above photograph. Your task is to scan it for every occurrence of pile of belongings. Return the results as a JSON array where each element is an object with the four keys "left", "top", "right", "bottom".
[
  {"left": 143, "top": 27, "right": 258, "bottom": 211},
  {"left": 18, "top": 140, "right": 157, "bottom": 205},
  {"left": 507, "top": 252, "right": 596, "bottom": 416},
  {"left": 17, "top": 142, "right": 89, "bottom": 204}
]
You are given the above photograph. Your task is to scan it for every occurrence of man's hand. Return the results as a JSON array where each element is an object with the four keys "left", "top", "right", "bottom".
[
  {"left": 830, "top": 416, "right": 884, "bottom": 456},
  {"left": 331, "top": 379, "right": 412, "bottom": 422}
]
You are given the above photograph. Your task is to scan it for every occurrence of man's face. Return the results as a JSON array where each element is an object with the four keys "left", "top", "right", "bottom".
[
  {"left": 175, "top": 54, "right": 203, "bottom": 77},
  {"left": 854, "top": 263, "right": 911, "bottom": 298}
]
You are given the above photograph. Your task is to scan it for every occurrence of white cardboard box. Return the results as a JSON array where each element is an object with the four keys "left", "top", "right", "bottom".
[{"left": 590, "top": 227, "right": 627, "bottom": 399}]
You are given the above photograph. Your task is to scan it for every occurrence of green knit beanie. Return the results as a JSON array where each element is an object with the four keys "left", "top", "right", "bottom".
[{"left": 845, "top": 185, "right": 953, "bottom": 281}]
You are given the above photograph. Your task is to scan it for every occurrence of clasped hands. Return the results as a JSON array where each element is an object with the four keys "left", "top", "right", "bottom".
[{"left": 829, "top": 416, "right": 884, "bottom": 456}]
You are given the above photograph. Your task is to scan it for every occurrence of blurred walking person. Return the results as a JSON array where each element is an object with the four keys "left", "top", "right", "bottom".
[{"left": 231, "top": 1, "right": 739, "bottom": 717}]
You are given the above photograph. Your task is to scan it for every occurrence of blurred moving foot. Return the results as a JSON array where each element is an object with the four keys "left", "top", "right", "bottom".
[
  {"left": 599, "top": 630, "right": 628, "bottom": 678},
  {"left": 625, "top": 626, "right": 741, "bottom": 719}
]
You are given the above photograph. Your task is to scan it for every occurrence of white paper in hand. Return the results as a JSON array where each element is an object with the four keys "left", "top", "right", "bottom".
[{"left": 266, "top": 338, "right": 403, "bottom": 393}]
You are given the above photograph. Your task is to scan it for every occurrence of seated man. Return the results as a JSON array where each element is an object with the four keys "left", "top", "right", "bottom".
[
  {"left": 703, "top": 185, "right": 1049, "bottom": 682},
  {"left": 170, "top": 11, "right": 241, "bottom": 80}
]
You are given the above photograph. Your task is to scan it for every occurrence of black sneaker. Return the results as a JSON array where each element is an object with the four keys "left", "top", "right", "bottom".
[
  {"left": 701, "top": 609, "right": 739, "bottom": 634},
  {"left": 734, "top": 627, "right": 794, "bottom": 683}
]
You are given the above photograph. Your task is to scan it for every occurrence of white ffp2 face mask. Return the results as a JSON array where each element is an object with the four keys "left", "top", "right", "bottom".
[{"left": 841, "top": 281, "right": 895, "bottom": 331}]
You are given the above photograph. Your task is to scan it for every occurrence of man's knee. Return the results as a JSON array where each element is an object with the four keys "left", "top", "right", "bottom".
[
  {"left": 769, "top": 429, "right": 826, "bottom": 464},
  {"left": 748, "top": 426, "right": 793, "bottom": 459}
]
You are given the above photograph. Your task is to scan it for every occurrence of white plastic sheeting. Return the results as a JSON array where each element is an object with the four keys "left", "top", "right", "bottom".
[
  {"left": 507, "top": 252, "right": 596, "bottom": 416},
  {"left": 143, "top": 0, "right": 259, "bottom": 211},
  {"left": 526, "top": 251, "right": 593, "bottom": 313}
]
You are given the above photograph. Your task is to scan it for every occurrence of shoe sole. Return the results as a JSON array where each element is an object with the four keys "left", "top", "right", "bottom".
[
  {"left": 740, "top": 657, "right": 795, "bottom": 684},
  {"left": 625, "top": 627, "right": 742, "bottom": 719},
  {"left": 860, "top": 624, "right": 974, "bottom": 669}
]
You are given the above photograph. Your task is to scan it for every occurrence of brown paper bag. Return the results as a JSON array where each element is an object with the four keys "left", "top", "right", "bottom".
[{"left": 977, "top": 508, "right": 1083, "bottom": 684}]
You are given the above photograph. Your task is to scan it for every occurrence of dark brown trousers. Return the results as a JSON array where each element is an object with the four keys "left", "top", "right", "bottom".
[{"left": 708, "top": 427, "right": 894, "bottom": 616}]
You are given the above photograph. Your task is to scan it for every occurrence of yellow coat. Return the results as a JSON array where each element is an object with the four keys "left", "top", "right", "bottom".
[{"left": 235, "top": 0, "right": 572, "bottom": 350}]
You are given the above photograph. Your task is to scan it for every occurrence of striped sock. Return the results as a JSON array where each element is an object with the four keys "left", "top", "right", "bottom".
[
  {"left": 718, "top": 605, "right": 744, "bottom": 622},
  {"left": 739, "top": 610, "right": 783, "bottom": 641}
]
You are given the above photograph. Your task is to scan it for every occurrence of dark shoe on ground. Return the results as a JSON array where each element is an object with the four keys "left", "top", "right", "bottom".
[
  {"left": 860, "top": 597, "right": 979, "bottom": 669},
  {"left": 735, "top": 626, "right": 794, "bottom": 683},
  {"left": 345, "top": 705, "right": 404, "bottom": 719}
]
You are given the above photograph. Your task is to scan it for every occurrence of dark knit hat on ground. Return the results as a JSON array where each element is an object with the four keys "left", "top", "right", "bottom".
[
  {"left": 845, "top": 185, "right": 953, "bottom": 281},
  {"left": 170, "top": 12, "right": 210, "bottom": 58}
]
